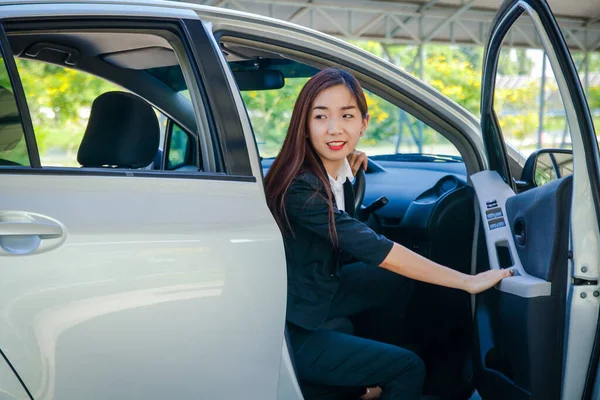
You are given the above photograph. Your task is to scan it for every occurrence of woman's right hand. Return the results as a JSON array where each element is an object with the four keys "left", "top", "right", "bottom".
[{"left": 464, "top": 268, "right": 514, "bottom": 294}]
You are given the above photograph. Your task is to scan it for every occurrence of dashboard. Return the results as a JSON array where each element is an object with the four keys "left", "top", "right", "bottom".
[{"left": 261, "top": 158, "right": 468, "bottom": 226}]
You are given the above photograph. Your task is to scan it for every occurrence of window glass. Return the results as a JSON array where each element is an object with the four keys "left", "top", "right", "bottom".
[
  {"left": 571, "top": 52, "right": 600, "bottom": 132},
  {"left": 168, "top": 123, "right": 190, "bottom": 169},
  {"left": 10, "top": 30, "right": 201, "bottom": 172},
  {"left": 494, "top": 15, "right": 572, "bottom": 164},
  {"left": 361, "top": 90, "right": 459, "bottom": 159},
  {"left": 16, "top": 59, "right": 120, "bottom": 167},
  {"left": 240, "top": 76, "right": 460, "bottom": 161},
  {"left": 0, "top": 56, "right": 28, "bottom": 166}
]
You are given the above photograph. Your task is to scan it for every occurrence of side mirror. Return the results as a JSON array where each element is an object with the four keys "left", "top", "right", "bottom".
[{"left": 515, "top": 148, "right": 573, "bottom": 191}]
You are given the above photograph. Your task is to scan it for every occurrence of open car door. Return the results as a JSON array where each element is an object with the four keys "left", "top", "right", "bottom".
[{"left": 471, "top": 0, "right": 600, "bottom": 399}]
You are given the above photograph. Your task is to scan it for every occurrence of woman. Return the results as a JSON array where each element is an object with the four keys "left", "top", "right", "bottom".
[{"left": 264, "top": 68, "right": 511, "bottom": 400}]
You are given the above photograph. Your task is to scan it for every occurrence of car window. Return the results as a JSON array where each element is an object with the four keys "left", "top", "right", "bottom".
[
  {"left": 167, "top": 123, "right": 192, "bottom": 169},
  {"left": 15, "top": 60, "right": 177, "bottom": 169},
  {"left": 361, "top": 90, "right": 460, "bottom": 161},
  {"left": 16, "top": 60, "right": 121, "bottom": 167},
  {"left": 0, "top": 55, "right": 29, "bottom": 167},
  {"left": 239, "top": 76, "right": 460, "bottom": 161},
  {"left": 4, "top": 28, "right": 206, "bottom": 173},
  {"left": 494, "top": 15, "right": 572, "bottom": 164}
]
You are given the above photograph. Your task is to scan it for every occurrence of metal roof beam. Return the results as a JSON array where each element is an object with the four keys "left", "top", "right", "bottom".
[
  {"left": 585, "top": 16, "right": 600, "bottom": 28},
  {"left": 563, "top": 28, "right": 587, "bottom": 51},
  {"left": 233, "top": 0, "right": 423, "bottom": 17},
  {"left": 423, "top": 0, "right": 475, "bottom": 43},
  {"left": 514, "top": 25, "right": 537, "bottom": 48},
  {"left": 389, "top": 14, "right": 420, "bottom": 43},
  {"left": 202, "top": 0, "right": 600, "bottom": 51},
  {"left": 456, "top": 20, "right": 483, "bottom": 45},
  {"left": 354, "top": 14, "right": 385, "bottom": 37},
  {"left": 218, "top": 0, "right": 600, "bottom": 34},
  {"left": 287, "top": 6, "right": 311, "bottom": 22},
  {"left": 389, "top": 0, "right": 441, "bottom": 37},
  {"left": 228, "top": 0, "right": 248, "bottom": 12},
  {"left": 315, "top": 8, "right": 351, "bottom": 36}
]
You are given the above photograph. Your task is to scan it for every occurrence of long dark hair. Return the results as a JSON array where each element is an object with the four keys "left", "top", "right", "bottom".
[{"left": 264, "top": 68, "right": 368, "bottom": 244}]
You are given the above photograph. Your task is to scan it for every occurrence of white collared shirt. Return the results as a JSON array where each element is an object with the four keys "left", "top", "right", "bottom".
[{"left": 327, "top": 158, "right": 354, "bottom": 212}]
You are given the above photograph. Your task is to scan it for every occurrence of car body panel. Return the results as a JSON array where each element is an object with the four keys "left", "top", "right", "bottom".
[
  {"left": 0, "top": 0, "right": 592, "bottom": 399},
  {"left": 0, "top": 4, "right": 288, "bottom": 398},
  {"left": 0, "top": 354, "right": 29, "bottom": 400},
  {"left": 0, "top": 174, "right": 287, "bottom": 399}
]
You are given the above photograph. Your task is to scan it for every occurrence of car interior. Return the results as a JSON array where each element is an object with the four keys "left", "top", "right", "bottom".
[
  {"left": 2, "top": 28, "right": 201, "bottom": 171},
  {"left": 0, "top": 22, "right": 576, "bottom": 400},
  {"left": 222, "top": 38, "right": 489, "bottom": 399}
]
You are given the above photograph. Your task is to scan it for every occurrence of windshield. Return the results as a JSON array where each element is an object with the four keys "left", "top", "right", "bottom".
[{"left": 238, "top": 77, "right": 461, "bottom": 161}]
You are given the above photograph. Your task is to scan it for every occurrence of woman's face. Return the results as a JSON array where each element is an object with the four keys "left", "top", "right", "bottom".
[{"left": 308, "top": 84, "right": 369, "bottom": 175}]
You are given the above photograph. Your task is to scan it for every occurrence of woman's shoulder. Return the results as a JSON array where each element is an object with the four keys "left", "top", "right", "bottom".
[
  {"left": 291, "top": 170, "right": 326, "bottom": 192},
  {"left": 285, "top": 171, "right": 329, "bottom": 212}
]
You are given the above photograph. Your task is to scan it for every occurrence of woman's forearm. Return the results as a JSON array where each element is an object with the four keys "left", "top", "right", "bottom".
[{"left": 380, "top": 243, "right": 471, "bottom": 291}]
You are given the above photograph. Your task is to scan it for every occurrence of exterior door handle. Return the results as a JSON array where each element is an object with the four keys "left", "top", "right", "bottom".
[
  {"left": 0, "top": 212, "right": 66, "bottom": 255},
  {"left": 0, "top": 222, "right": 63, "bottom": 239}
]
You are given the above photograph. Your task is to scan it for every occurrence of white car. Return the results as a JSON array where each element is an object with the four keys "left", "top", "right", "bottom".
[{"left": 0, "top": 0, "right": 596, "bottom": 399}]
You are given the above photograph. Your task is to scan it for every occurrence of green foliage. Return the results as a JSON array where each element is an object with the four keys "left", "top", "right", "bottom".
[
  {"left": 0, "top": 41, "right": 597, "bottom": 165},
  {"left": 168, "top": 123, "right": 190, "bottom": 169},
  {"left": 494, "top": 80, "right": 540, "bottom": 143},
  {"left": 241, "top": 78, "right": 308, "bottom": 158},
  {"left": 423, "top": 47, "right": 483, "bottom": 116},
  {"left": 498, "top": 48, "right": 535, "bottom": 75},
  {"left": 572, "top": 52, "right": 600, "bottom": 73},
  {"left": 15, "top": 59, "right": 120, "bottom": 166}
]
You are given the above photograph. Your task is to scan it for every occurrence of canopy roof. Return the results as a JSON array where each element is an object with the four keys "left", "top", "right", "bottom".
[{"left": 206, "top": 0, "right": 600, "bottom": 52}]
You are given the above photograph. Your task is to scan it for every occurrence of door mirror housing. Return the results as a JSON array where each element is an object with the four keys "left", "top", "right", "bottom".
[{"left": 516, "top": 149, "right": 573, "bottom": 191}]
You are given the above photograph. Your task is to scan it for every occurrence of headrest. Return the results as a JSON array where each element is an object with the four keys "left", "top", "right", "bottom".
[
  {"left": 77, "top": 91, "right": 159, "bottom": 168},
  {"left": 0, "top": 86, "right": 25, "bottom": 152}
]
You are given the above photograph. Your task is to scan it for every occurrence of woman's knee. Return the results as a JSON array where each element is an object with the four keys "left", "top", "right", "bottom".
[
  {"left": 406, "top": 352, "right": 426, "bottom": 384},
  {"left": 383, "top": 350, "right": 425, "bottom": 393},
  {"left": 381, "top": 350, "right": 425, "bottom": 400}
]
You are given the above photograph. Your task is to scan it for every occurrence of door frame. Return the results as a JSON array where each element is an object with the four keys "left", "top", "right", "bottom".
[{"left": 479, "top": 0, "right": 600, "bottom": 398}]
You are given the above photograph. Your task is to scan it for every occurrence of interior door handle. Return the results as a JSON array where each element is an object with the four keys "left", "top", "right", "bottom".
[
  {"left": 0, "top": 222, "right": 63, "bottom": 239},
  {"left": 513, "top": 219, "right": 526, "bottom": 246}
]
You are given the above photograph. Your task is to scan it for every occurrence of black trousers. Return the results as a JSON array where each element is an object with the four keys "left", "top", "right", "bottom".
[{"left": 288, "top": 262, "right": 425, "bottom": 400}]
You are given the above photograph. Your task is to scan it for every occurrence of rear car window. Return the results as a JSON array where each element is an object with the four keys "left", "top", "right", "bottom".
[{"left": 0, "top": 55, "right": 28, "bottom": 167}]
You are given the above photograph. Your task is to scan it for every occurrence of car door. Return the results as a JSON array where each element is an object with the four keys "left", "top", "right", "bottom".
[
  {"left": 471, "top": 0, "right": 600, "bottom": 399},
  {"left": 0, "top": 353, "right": 29, "bottom": 399},
  {"left": 0, "top": 4, "right": 287, "bottom": 400}
]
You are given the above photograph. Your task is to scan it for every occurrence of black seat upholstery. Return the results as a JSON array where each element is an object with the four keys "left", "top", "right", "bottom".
[{"left": 77, "top": 91, "right": 159, "bottom": 168}]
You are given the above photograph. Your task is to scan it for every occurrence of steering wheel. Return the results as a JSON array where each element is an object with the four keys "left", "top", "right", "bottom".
[{"left": 353, "top": 168, "right": 366, "bottom": 217}]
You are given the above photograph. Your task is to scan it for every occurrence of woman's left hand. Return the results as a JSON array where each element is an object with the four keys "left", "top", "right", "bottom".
[
  {"left": 348, "top": 150, "right": 368, "bottom": 176},
  {"left": 360, "top": 386, "right": 381, "bottom": 400},
  {"left": 465, "top": 268, "right": 514, "bottom": 294}
]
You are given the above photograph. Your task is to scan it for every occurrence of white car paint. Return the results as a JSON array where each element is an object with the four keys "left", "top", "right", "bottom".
[
  {"left": 0, "top": 173, "right": 287, "bottom": 399},
  {"left": 0, "top": 1, "right": 595, "bottom": 400}
]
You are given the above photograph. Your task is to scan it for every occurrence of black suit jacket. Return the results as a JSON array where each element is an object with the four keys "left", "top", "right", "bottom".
[{"left": 283, "top": 171, "right": 394, "bottom": 330}]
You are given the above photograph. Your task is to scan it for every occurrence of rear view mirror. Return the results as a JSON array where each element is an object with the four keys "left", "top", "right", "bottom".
[
  {"left": 517, "top": 149, "right": 573, "bottom": 191},
  {"left": 233, "top": 69, "right": 285, "bottom": 91}
]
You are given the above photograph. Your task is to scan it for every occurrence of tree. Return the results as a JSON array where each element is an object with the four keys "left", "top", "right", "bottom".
[
  {"left": 240, "top": 78, "right": 308, "bottom": 158},
  {"left": 15, "top": 59, "right": 120, "bottom": 165},
  {"left": 497, "top": 48, "right": 535, "bottom": 75}
]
